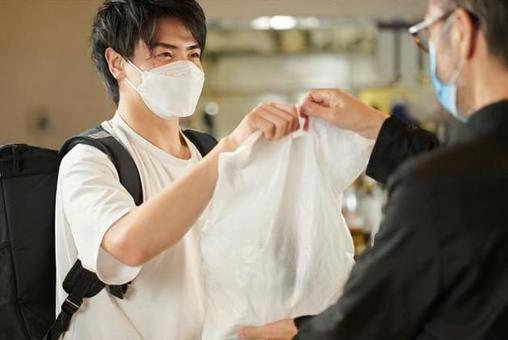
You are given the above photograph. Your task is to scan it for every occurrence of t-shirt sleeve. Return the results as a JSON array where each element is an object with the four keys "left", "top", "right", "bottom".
[
  {"left": 314, "top": 120, "right": 375, "bottom": 192},
  {"left": 59, "top": 144, "right": 141, "bottom": 285}
]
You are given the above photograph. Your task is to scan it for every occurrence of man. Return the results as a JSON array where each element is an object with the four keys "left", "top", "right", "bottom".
[
  {"left": 241, "top": 0, "right": 508, "bottom": 339},
  {"left": 54, "top": 1, "right": 299, "bottom": 339}
]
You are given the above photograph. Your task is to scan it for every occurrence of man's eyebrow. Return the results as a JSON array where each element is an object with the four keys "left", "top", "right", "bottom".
[{"left": 151, "top": 42, "right": 201, "bottom": 51}]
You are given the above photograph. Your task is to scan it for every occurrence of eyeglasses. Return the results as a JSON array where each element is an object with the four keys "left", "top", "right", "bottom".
[{"left": 408, "top": 9, "right": 456, "bottom": 53}]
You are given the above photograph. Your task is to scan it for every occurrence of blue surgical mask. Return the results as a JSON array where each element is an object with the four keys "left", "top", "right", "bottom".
[{"left": 429, "top": 42, "right": 467, "bottom": 123}]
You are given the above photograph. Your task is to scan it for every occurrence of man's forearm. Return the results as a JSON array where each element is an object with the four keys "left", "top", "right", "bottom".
[{"left": 102, "top": 137, "right": 235, "bottom": 266}]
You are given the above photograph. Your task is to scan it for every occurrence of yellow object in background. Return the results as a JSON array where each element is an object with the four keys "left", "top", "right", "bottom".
[{"left": 359, "top": 87, "right": 413, "bottom": 113}]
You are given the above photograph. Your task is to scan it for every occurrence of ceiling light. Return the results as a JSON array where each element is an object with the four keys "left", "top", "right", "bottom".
[{"left": 270, "top": 16, "right": 297, "bottom": 30}]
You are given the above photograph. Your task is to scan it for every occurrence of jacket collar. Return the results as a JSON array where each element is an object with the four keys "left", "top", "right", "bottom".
[{"left": 466, "top": 100, "right": 508, "bottom": 138}]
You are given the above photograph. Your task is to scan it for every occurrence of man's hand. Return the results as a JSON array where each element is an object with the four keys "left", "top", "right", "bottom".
[
  {"left": 225, "top": 102, "right": 300, "bottom": 151},
  {"left": 301, "top": 89, "right": 390, "bottom": 140},
  {"left": 239, "top": 319, "right": 298, "bottom": 340}
]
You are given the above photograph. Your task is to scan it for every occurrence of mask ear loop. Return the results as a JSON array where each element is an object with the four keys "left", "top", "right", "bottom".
[
  {"left": 448, "top": 58, "right": 465, "bottom": 84},
  {"left": 440, "top": 13, "right": 468, "bottom": 121},
  {"left": 123, "top": 58, "right": 143, "bottom": 90},
  {"left": 434, "top": 13, "right": 466, "bottom": 85}
]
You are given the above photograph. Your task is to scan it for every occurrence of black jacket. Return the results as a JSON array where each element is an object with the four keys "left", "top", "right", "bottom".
[{"left": 296, "top": 100, "right": 508, "bottom": 340}]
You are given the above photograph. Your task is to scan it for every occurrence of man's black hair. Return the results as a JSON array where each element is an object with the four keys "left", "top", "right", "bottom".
[{"left": 91, "top": 0, "right": 207, "bottom": 104}]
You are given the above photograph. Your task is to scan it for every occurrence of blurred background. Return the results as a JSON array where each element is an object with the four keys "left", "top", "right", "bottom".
[{"left": 0, "top": 0, "right": 461, "bottom": 254}]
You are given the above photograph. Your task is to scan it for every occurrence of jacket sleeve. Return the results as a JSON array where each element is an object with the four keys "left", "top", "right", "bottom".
[
  {"left": 295, "top": 168, "right": 441, "bottom": 340},
  {"left": 366, "top": 116, "right": 440, "bottom": 184}
]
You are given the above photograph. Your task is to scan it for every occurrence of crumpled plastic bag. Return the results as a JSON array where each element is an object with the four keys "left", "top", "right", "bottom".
[{"left": 201, "top": 119, "right": 374, "bottom": 339}]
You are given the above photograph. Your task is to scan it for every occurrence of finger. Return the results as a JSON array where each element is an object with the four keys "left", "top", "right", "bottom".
[
  {"left": 304, "top": 89, "right": 331, "bottom": 106},
  {"left": 247, "top": 113, "right": 276, "bottom": 140},
  {"left": 300, "top": 100, "right": 332, "bottom": 120},
  {"left": 254, "top": 104, "right": 293, "bottom": 139},
  {"left": 261, "top": 104, "right": 293, "bottom": 134},
  {"left": 240, "top": 325, "right": 276, "bottom": 339},
  {"left": 271, "top": 102, "right": 298, "bottom": 116},
  {"left": 262, "top": 104, "right": 298, "bottom": 134},
  {"left": 271, "top": 103, "right": 300, "bottom": 131},
  {"left": 240, "top": 320, "right": 297, "bottom": 339},
  {"left": 260, "top": 110, "right": 290, "bottom": 140}
]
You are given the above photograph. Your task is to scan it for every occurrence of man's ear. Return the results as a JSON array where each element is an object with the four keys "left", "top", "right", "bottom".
[
  {"left": 454, "top": 8, "right": 478, "bottom": 61},
  {"left": 105, "top": 48, "right": 126, "bottom": 81}
]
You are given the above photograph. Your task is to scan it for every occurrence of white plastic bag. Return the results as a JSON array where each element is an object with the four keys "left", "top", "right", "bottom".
[{"left": 201, "top": 119, "right": 374, "bottom": 339}]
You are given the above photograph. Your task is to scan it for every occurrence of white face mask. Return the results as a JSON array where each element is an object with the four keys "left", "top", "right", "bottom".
[{"left": 126, "top": 60, "right": 205, "bottom": 120}]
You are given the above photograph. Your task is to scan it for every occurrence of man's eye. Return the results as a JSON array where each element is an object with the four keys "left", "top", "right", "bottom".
[
  {"left": 191, "top": 53, "right": 201, "bottom": 58},
  {"left": 157, "top": 52, "right": 172, "bottom": 58}
]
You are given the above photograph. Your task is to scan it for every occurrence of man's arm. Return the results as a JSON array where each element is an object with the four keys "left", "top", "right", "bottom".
[
  {"left": 295, "top": 172, "right": 440, "bottom": 339},
  {"left": 300, "top": 89, "right": 440, "bottom": 184},
  {"left": 366, "top": 116, "right": 440, "bottom": 184},
  {"left": 101, "top": 103, "right": 300, "bottom": 267}
]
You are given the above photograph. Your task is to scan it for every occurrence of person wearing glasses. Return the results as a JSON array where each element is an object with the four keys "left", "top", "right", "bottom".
[{"left": 239, "top": 0, "right": 508, "bottom": 339}]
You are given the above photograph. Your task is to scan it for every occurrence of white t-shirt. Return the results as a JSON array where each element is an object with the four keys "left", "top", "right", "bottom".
[{"left": 55, "top": 113, "right": 206, "bottom": 340}]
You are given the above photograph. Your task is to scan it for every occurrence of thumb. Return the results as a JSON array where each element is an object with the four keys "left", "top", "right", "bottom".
[
  {"left": 300, "top": 100, "right": 332, "bottom": 120},
  {"left": 305, "top": 89, "right": 332, "bottom": 107}
]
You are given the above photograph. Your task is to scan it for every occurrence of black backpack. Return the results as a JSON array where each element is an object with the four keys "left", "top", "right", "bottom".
[{"left": 0, "top": 126, "right": 217, "bottom": 340}]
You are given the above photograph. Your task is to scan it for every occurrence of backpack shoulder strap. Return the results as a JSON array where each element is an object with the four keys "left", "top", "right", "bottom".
[
  {"left": 183, "top": 129, "right": 217, "bottom": 156},
  {"left": 45, "top": 260, "right": 104, "bottom": 340},
  {"left": 47, "top": 126, "right": 141, "bottom": 340},
  {"left": 59, "top": 125, "right": 143, "bottom": 206}
]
